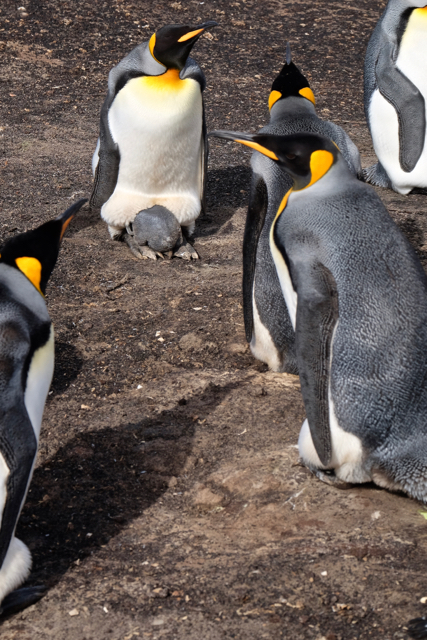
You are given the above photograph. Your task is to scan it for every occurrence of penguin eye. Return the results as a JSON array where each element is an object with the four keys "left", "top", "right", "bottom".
[{"left": 285, "top": 153, "right": 296, "bottom": 160}]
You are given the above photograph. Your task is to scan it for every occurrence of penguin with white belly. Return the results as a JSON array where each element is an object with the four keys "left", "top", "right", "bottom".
[
  {"left": 364, "top": 0, "right": 427, "bottom": 194},
  {"left": 211, "top": 129, "right": 427, "bottom": 502},
  {"left": 0, "top": 198, "right": 86, "bottom": 616},
  {"left": 90, "top": 21, "right": 217, "bottom": 260},
  {"left": 243, "top": 44, "right": 361, "bottom": 373}
]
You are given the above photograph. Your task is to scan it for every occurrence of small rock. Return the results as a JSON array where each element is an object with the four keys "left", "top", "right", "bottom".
[
  {"left": 151, "top": 616, "right": 165, "bottom": 626},
  {"left": 68, "top": 609, "right": 79, "bottom": 617},
  {"left": 192, "top": 485, "right": 223, "bottom": 508},
  {"left": 179, "top": 332, "right": 204, "bottom": 351},
  {"left": 227, "top": 342, "right": 247, "bottom": 355}
]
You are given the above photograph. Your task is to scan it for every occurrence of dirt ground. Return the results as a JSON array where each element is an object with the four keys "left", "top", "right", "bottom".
[{"left": 2, "top": 0, "right": 427, "bottom": 638}]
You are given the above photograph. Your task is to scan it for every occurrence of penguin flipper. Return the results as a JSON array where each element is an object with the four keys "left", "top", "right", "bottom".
[
  {"left": 0, "top": 585, "right": 46, "bottom": 618},
  {"left": 243, "top": 174, "right": 268, "bottom": 343},
  {"left": 294, "top": 260, "right": 339, "bottom": 467},
  {"left": 408, "top": 617, "right": 427, "bottom": 640},
  {"left": 89, "top": 97, "right": 121, "bottom": 210},
  {"left": 375, "top": 41, "right": 426, "bottom": 172}
]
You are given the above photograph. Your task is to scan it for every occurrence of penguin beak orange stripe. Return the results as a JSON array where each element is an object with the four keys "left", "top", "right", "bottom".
[
  {"left": 59, "top": 214, "right": 75, "bottom": 241},
  {"left": 177, "top": 28, "right": 205, "bottom": 42},
  {"left": 235, "top": 139, "right": 279, "bottom": 161}
]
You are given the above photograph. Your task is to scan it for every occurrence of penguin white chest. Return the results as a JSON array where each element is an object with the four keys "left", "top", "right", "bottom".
[
  {"left": 104, "top": 72, "right": 204, "bottom": 229},
  {"left": 24, "top": 325, "right": 54, "bottom": 440},
  {"left": 369, "top": 8, "right": 427, "bottom": 193}
]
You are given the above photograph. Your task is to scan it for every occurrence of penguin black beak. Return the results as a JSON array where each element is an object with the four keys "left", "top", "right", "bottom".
[
  {"left": 209, "top": 130, "right": 279, "bottom": 161},
  {"left": 177, "top": 20, "right": 218, "bottom": 42},
  {"left": 56, "top": 198, "right": 88, "bottom": 241}
]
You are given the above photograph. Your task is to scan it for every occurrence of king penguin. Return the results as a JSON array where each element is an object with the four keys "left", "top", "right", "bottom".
[
  {"left": 242, "top": 44, "right": 361, "bottom": 373},
  {"left": 0, "top": 198, "right": 86, "bottom": 617},
  {"left": 90, "top": 21, "right": 217, "bottom": 260},
  {"left": 364, "top": 0, "right": 427, "bottom": 194},
  {"left": 211, "top": 129, "right": 427, "bottom": 502}
]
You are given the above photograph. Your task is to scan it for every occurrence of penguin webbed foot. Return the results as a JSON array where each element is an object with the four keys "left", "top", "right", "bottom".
[
  {"left": 123, "top": 231, "right": 160, "bottom": 261},
  {"left": 173, "top": 238, "right": 199, "bottom": 261},
  {"left": 306, "top": 465, "right": 353, "bottom": 489},
  {"left": 408, "top": 617, "right": 427, "bottom": 639},
  {"left": 0, "top": 585, "right": 46, "bottom": 618}
]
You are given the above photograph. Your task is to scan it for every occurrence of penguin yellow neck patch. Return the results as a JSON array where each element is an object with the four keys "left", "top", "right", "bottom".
[
  {"left": 15, "top": 257, "right": 43, "bottom": 294},
  {"left": 307, "top": 150, "right": 334, "bottom": 187},
  {"left": 235, "top": 139, "right": 279, "bottom": 161},
  {"left": 299, "top": 87, "right": 316, "bottom": 105},
  {"left": 268, "top": 90, "right": 282, "bottom": 110},
  {"left": 142, "top": 68, "right": 183, "bottom": 91}
]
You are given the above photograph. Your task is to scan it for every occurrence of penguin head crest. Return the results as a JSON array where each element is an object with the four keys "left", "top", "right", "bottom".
[
  {"left": 0, "top": 198, "right": 87, "bottom": 296},
  {"left": 149, "top": 21, "right": 217, "bottom": 70},
  {"left": 209, "top": 130, "right": 338, "bottom": 191},
  {"left": 268, "top": 44, "right": 316, "bottom": 111}
]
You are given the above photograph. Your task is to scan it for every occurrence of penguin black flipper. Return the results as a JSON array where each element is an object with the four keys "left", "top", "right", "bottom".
[
  {"left": 90, "top": 98, "right": 121, "bottom": 211},
  {"left": 375, "top": 40, "right": 426, "bottom": 173},
  {"left": 181, "top": 56, "right": 208, "bottom": 214},
  {"left": 0, "top": 321, "right": 39, "bottom": 571},
  {"left": 292, "top": 259, "right": 339, "bottom": 466},
  {"left": 242, "top": 173, "right": 268, "bottom": 343}
]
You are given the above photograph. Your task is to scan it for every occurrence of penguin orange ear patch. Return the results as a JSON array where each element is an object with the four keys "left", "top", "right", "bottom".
[
  {"left": 299, "top": 87, "right": 316, "bottom": 105},
  {"left": 15, "top": 257, "right": 43, "bottom": 294},
  {"left": 268, "top": 90, "right": 282, "bottom": 110}
]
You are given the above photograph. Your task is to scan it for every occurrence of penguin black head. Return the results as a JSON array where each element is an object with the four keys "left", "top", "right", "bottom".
[
  {"left": 149, "top": 21, "right": 218, "bottom": 70},
  {"left": 210, "top": 130, "right": 339, "bottom": 191},
  {"left": 268, "top": 43, "right": 315, "bottom": 111},
  {"left": 0, "top": 198, "right": 87, "bottom": 296}
]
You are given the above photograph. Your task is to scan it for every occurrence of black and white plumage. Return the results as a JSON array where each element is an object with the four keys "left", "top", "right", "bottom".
[
  {"left": 364, "top": 0, "right": 427, "bottom": 193},
  {"left": 242, "top": 45, "right": 360, "bottom": 373},
  {"left": 211, "top": 129, "right": 427, "bottom": 502},
  {"left": 0, "top": 199, "right": 86, "bottom": 616},
  {"left": 90, "top": 22, "right": 217, "bottom": 260}
]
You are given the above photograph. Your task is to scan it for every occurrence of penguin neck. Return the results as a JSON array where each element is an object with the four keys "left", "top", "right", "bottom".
[{"left": 269, "top": 96, "right": 317, "bottom": 122}]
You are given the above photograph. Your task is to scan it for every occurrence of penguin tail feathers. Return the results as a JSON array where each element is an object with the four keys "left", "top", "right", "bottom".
[{"left": 361, "top": 162, "right": 392, "bottom": 188}]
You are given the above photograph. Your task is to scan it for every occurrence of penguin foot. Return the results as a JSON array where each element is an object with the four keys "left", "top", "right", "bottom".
[
  {"left": 173, "top": 239, "right": 199, "bottom": 260},
  {"left": 311, "top": 467, "right": 353, "bottom": 489},
  {"left": 0, "top": 585, "right": 46, "bottom": 618},
  {"left": 408, "top": 617, "right": 427, "bottom": 639},
  {"left": 123, "top": 232, "right": 159, "bottom": 260}
]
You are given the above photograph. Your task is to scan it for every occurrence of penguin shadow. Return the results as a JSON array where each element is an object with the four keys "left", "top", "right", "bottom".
[
  {"left": 197, "top": 165, "right": 251, "bottom": 237},
  {"left": 16, "top": 380, "right": 240, "bottom": 591},
  {"left": 64, "top": 202, "right": 99, "bottom": 237},
  {"left": 48, "top": 341, "right": 83, "bottom": 397},
  {"left": 395, "top": 216, "right": 427, "bottom": 265}
]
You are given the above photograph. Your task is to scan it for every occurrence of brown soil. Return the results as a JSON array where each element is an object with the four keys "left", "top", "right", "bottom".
[{"left": 1, "top": 0, "right": 427, "bottom": 638}]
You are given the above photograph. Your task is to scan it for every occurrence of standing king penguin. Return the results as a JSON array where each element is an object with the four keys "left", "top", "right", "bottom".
[
  {"left": 243, "top": 44, "right": 360, "bottom": 373},
  {"left": 0, "top": 199, "right": 86, "bottom": 616},
  {"left": 364, "top": 0, "right": 427, "bottom": 193},
  {"left": 211, "top": 129, "right": 427, "bottom": 501},
  {"left": 90, "top": 21, "right": 217, "bottom": 260}
]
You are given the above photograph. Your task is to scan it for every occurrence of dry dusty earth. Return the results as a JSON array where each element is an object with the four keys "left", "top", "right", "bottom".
[{"left": 2, "top": 0, "right": 427, "bottom": 638}]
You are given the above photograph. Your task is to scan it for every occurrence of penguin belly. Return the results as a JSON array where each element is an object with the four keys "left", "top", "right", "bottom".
[
  {"left": 0, "top": 326, "right": 54, "bottom": 602},
  {"left": 369, "top": 8, "right": 427, "bottom": 193},
  {"left": 250, "top": 287, "right": 283, "bottom": 372},
  {"left": 103, "top": 73, "right": 203, "bottom": 231},
  {"left": 298, "top": 323, "right": 371, "bottom": 483}
]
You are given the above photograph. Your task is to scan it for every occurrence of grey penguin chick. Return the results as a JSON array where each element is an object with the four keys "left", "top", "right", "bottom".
[
  {"left": 90, "top": 21, "right": 217, "bottom": 260},
  {"left": 211, "top": 128, "right": 427, "bottom": 502},
  {"left": 0, "top": 199, "right": 86, "bottom": 617},
  {"left": 243, "top": 43, "right": 361, "bottom": 373},
  {"left": 364, "top": 0, "right": 427, "bottom": 193},
  {"left": 127, "top": 206, "right": 183, "bottom": 259}
]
